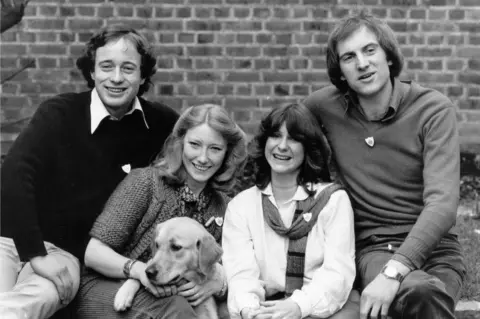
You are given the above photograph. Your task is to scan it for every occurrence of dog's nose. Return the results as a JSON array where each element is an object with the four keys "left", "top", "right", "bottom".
[{"left": 145, "top": 267, "right": 157, "bottom": 280}]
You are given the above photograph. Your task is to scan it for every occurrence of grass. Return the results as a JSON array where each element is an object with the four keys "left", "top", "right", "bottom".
[{"left": 457, "top": 213, "right": 480, "bottom": 302}]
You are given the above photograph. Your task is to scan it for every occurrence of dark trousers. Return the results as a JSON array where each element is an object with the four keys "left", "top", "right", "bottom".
[
  {"left": 356, "top": 233, "right": 466, "bottom": 319},
  {"left": 74, "top": 272, "right": 198, "bottom": 319}
]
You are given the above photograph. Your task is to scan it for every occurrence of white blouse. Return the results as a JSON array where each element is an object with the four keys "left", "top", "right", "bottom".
[{"left": 222, "top": 183, "right": 356, "bottom": 318}]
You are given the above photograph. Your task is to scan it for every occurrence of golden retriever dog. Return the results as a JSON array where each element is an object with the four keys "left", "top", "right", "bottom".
[{"left": 113, "top": 217, "right": 224, "bottom": 319}]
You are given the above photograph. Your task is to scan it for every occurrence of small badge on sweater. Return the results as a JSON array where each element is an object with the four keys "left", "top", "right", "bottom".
[
  {"left": 365, "top": 137, "right": 375, "bottom": 147},
  {"left": 303, "top": 212, "right": 312, "bottom": 222},
  {"left": 121, "top": 164, "right": 131, "bottom": 174}
]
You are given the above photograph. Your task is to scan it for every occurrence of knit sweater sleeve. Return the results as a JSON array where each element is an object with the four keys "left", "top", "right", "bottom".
[
  {"left": 392, "top": 100, "right": 460, "bottom": 269},
  {"left": 1, "top": 99, "right": 62, "bottom": 261},
  {"left": 90, "top": 167, "right": 154, "bottom": 252}
]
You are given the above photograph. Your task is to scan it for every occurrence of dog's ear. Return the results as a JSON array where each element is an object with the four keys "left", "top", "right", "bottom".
[{"left": 197, "top": 234, "right": 223, "bottom": 276}]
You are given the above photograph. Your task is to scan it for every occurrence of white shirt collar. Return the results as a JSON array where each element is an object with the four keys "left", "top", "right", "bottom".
[
  {"left": 261, "top": 182, "right": 310, "bottom": 204},
  {"left": 90, "top": 88, "right": 149, "bottom": 134}
]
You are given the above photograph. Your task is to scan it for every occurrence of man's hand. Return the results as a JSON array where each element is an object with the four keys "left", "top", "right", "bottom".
[
  {"left": 360, "top": 260, "right": 411, "bottom": 319},
  {"left": 30, "top": 255, "right": 74, "bottom": 305},
  {"left": 252, "top": 299, "right": 301, "bottom": 319}
]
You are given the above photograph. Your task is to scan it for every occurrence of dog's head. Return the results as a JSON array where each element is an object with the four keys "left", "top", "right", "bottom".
[{"left": 145, "top": 217, "right": 223, "bottom": 286}]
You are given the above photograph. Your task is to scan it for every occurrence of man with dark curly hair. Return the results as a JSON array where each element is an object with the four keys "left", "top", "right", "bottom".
[
  {"left": 304, "top": 11, "right": 466, "bottom": 319},
  {"left": 0, "top": 24, "right": 178, "bottom": 318}
]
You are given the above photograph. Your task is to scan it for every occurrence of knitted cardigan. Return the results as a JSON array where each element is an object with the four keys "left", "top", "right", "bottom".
[{"left": 90, "top": 166, "right": 229, "bottom": 261}]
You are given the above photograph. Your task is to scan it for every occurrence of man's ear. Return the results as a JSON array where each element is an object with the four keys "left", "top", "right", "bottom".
[{"left": 197, "top": 234, "right": 223, "bottom": 276}]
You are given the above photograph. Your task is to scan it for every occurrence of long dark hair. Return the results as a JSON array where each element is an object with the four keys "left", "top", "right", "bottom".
[{"left": 252, "top": 103, "right": 332, "bottom": 194}]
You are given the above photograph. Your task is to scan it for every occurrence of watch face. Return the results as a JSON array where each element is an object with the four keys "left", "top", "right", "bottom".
[{"left": 384, "top": 266, "right": 397, "bottom": 277}]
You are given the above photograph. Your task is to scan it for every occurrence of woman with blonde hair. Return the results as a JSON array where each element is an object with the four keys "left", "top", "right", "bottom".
[{"left": 76, "top": 103, "right": 247, "bottom": 319}]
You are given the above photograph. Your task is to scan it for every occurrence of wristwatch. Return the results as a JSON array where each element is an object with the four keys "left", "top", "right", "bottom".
[
  {"left": 123, "top": 259, "right": 137, "bottom": 278},
  {"left": 381, "top": 265, "right": 405, "bottom": 282}
]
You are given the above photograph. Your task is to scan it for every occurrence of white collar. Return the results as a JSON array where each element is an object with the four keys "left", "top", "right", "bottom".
[
  {"left": 90, "top": 88, "right": 149, "bottom": 134},
  {"left": 261, "top": 182, "right": 310, "bottom": 204}
]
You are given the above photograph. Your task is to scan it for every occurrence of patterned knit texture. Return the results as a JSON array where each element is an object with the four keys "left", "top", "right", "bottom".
[{"left": 90, "top": 166, "right": 228, "bottom": 262}]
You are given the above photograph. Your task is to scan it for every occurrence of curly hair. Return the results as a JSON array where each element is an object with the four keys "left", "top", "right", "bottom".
[
  {"left": 326, "top": 10, "right": 404, "bottom": 93},
  {"left": 252, "top": 103, "right": 332, "bottom": 193},
  {"left": 76, "top": 24, "right": 157, "bottom": 96},
  {"left": 153, "top": 104, "right": 248, "bottom": 193}
]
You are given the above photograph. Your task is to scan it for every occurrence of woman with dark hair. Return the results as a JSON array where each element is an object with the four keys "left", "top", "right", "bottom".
[
  {"left": 75, "top": 104, "right": 247, "bottom": 319},
  {"left": 223, "top": 103, "right": 358, "bottom": 319}
]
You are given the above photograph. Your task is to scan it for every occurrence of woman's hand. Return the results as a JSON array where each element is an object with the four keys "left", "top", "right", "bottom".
[
  {"left": 252, "top": 299, "right": 302, "bottom": 319},
  {"left": 130, "top": 261, "right": 177, "bottom": 298}
]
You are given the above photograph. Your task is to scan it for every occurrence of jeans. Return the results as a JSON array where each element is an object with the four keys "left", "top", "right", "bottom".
[
  {"left": 356, "top": 233, "right": 466, "bottom": 319},
  {"left": 0, "top": 236, "right": 80, "bottom": 319}
]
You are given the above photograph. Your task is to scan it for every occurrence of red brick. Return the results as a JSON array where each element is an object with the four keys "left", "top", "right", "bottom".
[
  {"left": 457, "top": 47, "right": 480, "bottom": 58},
  {"left": 58, "top": 58, "right": 75, "bottom": 68},
  {"left": 293, "top": 85, "right": 310, "bottom": 96},
  {"left": 371, "top": 8, "right": 387, "bottom": 18},
  {"left": 226, "top": 72, "right": 260, "bottom": 82},
  {"left": 195, "top": 7, "right": 212, "bottom": 18},
  {"left": 469, "top": 35, "right": 480, "bottom": 45},
  {"left": 409, "top": 34, "right": 425, "bottom": 45},
  {"left": 97, "top": 6, "right": 113, "bottom": 18},
  {"left": 428, "top": 9, "right": 446, "bottom": 19},
  {"left": 26, "top": 18, "right": 65, "bottom": 30},
  {"left": 67, "top": 19, "right": 103, "bottom": 30},
  {"left": 421, "top": 0, "right": 455, "bottom": 4},
  {"left": 382, "top": 0, "right": 416, "bottom": 4},
  {"left": 302, "top": 72, "right": 330, "bottom": 83},
  {"left": 417, "top": 47, "right": 452, "bottom": 57},
  {"left": 273, "top": 8, "right": 290, "bottom": 19},
  {"left": 175, "top": 7, "right": 191, "bottom": 18},
  {"left": 1, "top": 44, "right": 26, "bottom": 55},
  {"left": 197, "top": 33, "right": 214, "bottom": 44},
  {"left": 216, "top": 58, "right": 234, "bottom": 69},
  {"left": 468, "top": 59, "right": 480, "bottom": 71},
  {"left": 253, "top": 7, "right": 271, "bottom": 19},
  {"left": 449, "top": 9, "right": 465, "bottom": 20},
  {"left": 254, "top": 59, "right": 271, "bottom": 69},
  {"left": 234, "top": 60, "right": 252, "bottom": 69},
  {"left": 188, "top": 46, "right": 223, "bottom": 56},
  {"left": 294, "top": 33, "right": 312, "bottom": 45},
  {"left": 427, "top": 60, "right": 443, "bottom": 70},
  {"left": 158, "top": 33, "right": 175, "bottom": 43},
  {"left": 418, "top": 73, "right": 454, "bottom": 83},
  {"left": 1, "top": 83, "right": 19, "bottom": 94},
  {"left": 446, "top": 60, "right": 465, "bottom": 70},
  {"left": 236, "top": 85, "right": 252, "bottom": 96},
  {"left": 157, "top": 58, "right": 174, "bottom": 69},
  {"left": 459, "top": 23, "right": 480, "bottom": 32},
  {"left": 275, "top": 34, "right": 292, "bottom": 45},
  {"left": 136, "top": 7, "right": 153, "bottom": 18},
  {"left": 265, "top": 21, "right": 301, "bottom": 32},
  {"left": 264, "top": 72, "right": 298, "bottom": 82},
  {"left": 263, "top": 47, "right": 299, "bottom": 57},
  {"left": 274, "top": 84, "right": 289, "bottom": 96},
  {"left": 155, "top": 6, "right": 173, "bottom": 17},
  {"left": 421, "top": 22, "right": 456, "bottom": 32},
  {"left": 304, "top": 21, "right": 330, "bottom": 32},
  {"left": 254, "top": 85, "right": 272, "bottom": 96},
  {"left": 234, "top": 8, "right": 250, "bottom": 18},
  {"left": 410, "top": 9, "right": 426, "bottom": 19},
  {"left": 459, "top": 73, "right": 480, "bottom": 85},
  {"left": 187, "top": 21, "right": 221, "bottom": 31},
  {"left": 152, "top": 72, "right": 184, "bottom": 82},
  {"left": 274, "top": 59, "right": 290, "bottom": 70},
  {"left": 447, "top": 86, "right": 464, "bottom": 97},
  {"left": 447, "top": 35, "right": 464, "bottom": 45},
  {"left": 176, "top": 58, "right": 192, "bottom": 69},
  {"left": 150, "top": 21, "right": 183, "bottom": 31},
  {"left": 427, "top": 35, "right": 445, "bottom": 45},
  {"left": 458, "top": 0, "right": 479, "bottom": 5},
  {"left": 187, "top": 71, "right": 222, "bottom": 82},
  {"left": 468, "top": 87, "right": 480, "bottom": 97},
  {"left": 312, "top": 8, "right": 329, "bottom": 18},
  {"left": 332, "top": 7, "right": 350, "bottom": 19},
  {"left": 226, "top": 47, "right": 260, "bottom": 57},
  {"left": 214, "top": 8, "right": 230, "bottom": 18},
  {"left": 293, "top": 59, "right": 309, "bottom": 69},
  {"left": 390, "top": 8, "right": 407, "bottom": 19},
  {"left": 0, "top": 58, "right": 18, "bottom": 68},
  {"left": 38, "top": 5, "right": 58, "bottom": 15},
  {"left": 293, "top": 7, "right": 309, "bottom": 18},
  {"left": 217, "top": 85, "right": 234, "bottom": 95},
  {"left": 388, "top": 22, "right": 418, "bottom": 32},
  {"left": 37, "top": 57, "right": 57, "bottom": 68},
  {"left": 177, "top": 84, "right": 194, "bottom": 96},
  {"left": 155, "top": 45, "right": 184, "bottom": 56},
  {"left": 302, "top": 47, "right": 326, "bottom": 57},
  {"left": 459, "top": 100, "right": 480, "bottom": 110},
  {"left": 237, "top": 34, "right": 254, "bottom": 44},
  {"left": 177, "top": 33, "right": 195, "bottom": 43},
  {"left": 225, "top": 98, "right": 260, "bottom": 109},
  {"left": 194, "top": 59, "right": 214, "bottom": 69},
  {"left": 197, "top": 84, "right": 215, "bottom": 95},
  {"left": 312, "top": 59, "right": 327, "bottom": 69},
  {"left": 407, "top": 60, "right": 424, "bottom": 70}
]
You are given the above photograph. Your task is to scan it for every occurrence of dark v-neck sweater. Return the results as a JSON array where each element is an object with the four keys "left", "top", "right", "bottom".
[{"left": 1, "top": 91, "right": 179, "bottom": 261}]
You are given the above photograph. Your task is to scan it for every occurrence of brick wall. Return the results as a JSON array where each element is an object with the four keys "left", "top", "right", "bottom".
[{"left": 1, "top": 0, "right": 480, "bottom": 155}]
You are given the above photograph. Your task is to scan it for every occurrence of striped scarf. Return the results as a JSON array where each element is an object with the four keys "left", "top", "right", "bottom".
[{"left": 262, "top": 183, "right": 343, "bottom": 296}]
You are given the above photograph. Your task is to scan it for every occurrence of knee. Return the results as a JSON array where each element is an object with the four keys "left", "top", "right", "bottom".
[
  {"left": 400, "top": 276, "right": 445, "bottom": 306},
  {"left": 154, "top": 296, "right": 197, "bottom": 319}
]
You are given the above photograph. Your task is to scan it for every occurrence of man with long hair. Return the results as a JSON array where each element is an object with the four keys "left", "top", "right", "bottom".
[{"left": 305, "top": 11, "right": 465, "bottom": 319}]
